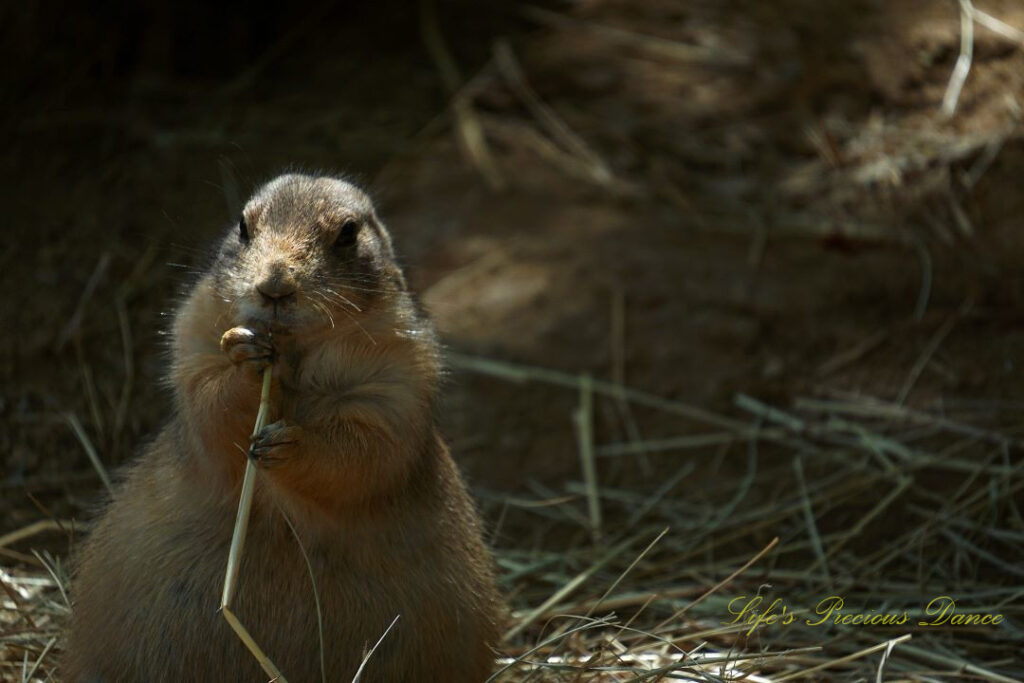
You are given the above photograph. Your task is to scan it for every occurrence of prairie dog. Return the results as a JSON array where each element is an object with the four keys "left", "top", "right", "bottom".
[{"left": 63, "top": 174, "right": 502, "bottom": 682}]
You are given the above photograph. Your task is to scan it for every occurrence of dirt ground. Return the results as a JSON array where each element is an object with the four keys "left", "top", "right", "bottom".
[{"left": 3, "top": 0, "right": 1024, "bottom": 680}]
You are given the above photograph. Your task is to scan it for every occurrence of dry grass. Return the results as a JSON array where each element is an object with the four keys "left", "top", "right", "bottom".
[
  {"left": 5, "top": 354, "right": 1021, "bottom": 680},
  {"left": 463, "top": 355, "right": 1024, "bottom": 682}
]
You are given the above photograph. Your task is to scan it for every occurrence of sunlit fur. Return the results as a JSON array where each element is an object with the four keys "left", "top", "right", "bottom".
[{"left": 63, "top": 174, "right": 503, "bottom": 682}]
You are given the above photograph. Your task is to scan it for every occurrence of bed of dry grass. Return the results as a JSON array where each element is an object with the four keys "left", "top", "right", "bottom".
[{"left": 4, "top": 355, "right": 1022, "bottom": 680}]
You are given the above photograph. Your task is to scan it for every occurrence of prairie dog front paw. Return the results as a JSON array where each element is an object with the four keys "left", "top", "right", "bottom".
[
  {"left": 220, "top": 327, "right": 275, "bottom": 372},
  {"left": 249, "top": 419, "right": 302, "bottom": 467}
]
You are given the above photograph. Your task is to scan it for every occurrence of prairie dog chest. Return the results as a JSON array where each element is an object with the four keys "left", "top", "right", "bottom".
[{"left": 278, "top": 340, "right": 421, "bottom": 423}]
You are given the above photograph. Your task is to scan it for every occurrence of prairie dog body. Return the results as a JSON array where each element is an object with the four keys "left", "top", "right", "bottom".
[{"left": 63, "top": 174, "right": 502, "bottom": 682}]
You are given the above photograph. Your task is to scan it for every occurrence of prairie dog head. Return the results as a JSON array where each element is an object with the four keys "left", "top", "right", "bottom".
[{"left": 211, "top": 174, "right": 406, "bottom": 334}]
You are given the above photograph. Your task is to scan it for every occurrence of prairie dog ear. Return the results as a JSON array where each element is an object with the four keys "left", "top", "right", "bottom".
[
  {"left": 369, "top": 213, "right": 398, "bottom": 260},
  {"left": 238, "top": 215, "right": 251, "bottom": 246}
]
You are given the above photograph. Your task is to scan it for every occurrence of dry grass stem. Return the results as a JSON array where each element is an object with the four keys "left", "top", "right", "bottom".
[
  {"left": 219, "top": 366, "right": 286, "bottom": 683},
  {"left": 61, "top": 412, "right": 112, "bottom": 495}
]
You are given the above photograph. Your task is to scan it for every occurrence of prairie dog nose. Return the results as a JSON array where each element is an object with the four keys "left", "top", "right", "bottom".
[{"left": 256, "top": 266, "right": 298, "bottom": 302}]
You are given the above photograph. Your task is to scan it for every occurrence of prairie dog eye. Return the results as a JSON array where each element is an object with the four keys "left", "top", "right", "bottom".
[
  {"left": 239, "top": 215, "right": 250, "bottom": 245},
  {"left": 335, "top": 220, "right": 360, "bottom": 249}
]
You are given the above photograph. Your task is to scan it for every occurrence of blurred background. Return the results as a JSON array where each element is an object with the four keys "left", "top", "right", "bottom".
[{"left": 3, "top": 0, "right": 1024, "bottom": 679}]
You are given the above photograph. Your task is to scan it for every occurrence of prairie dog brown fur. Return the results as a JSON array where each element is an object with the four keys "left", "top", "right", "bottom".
[{"left": 63, "top": 174, "right": 503, "bottom": 682}]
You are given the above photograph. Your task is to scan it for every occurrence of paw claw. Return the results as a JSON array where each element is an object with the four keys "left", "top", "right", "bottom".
[{"left": 248, "top": 419, "right": 301, "bottom": 467}]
